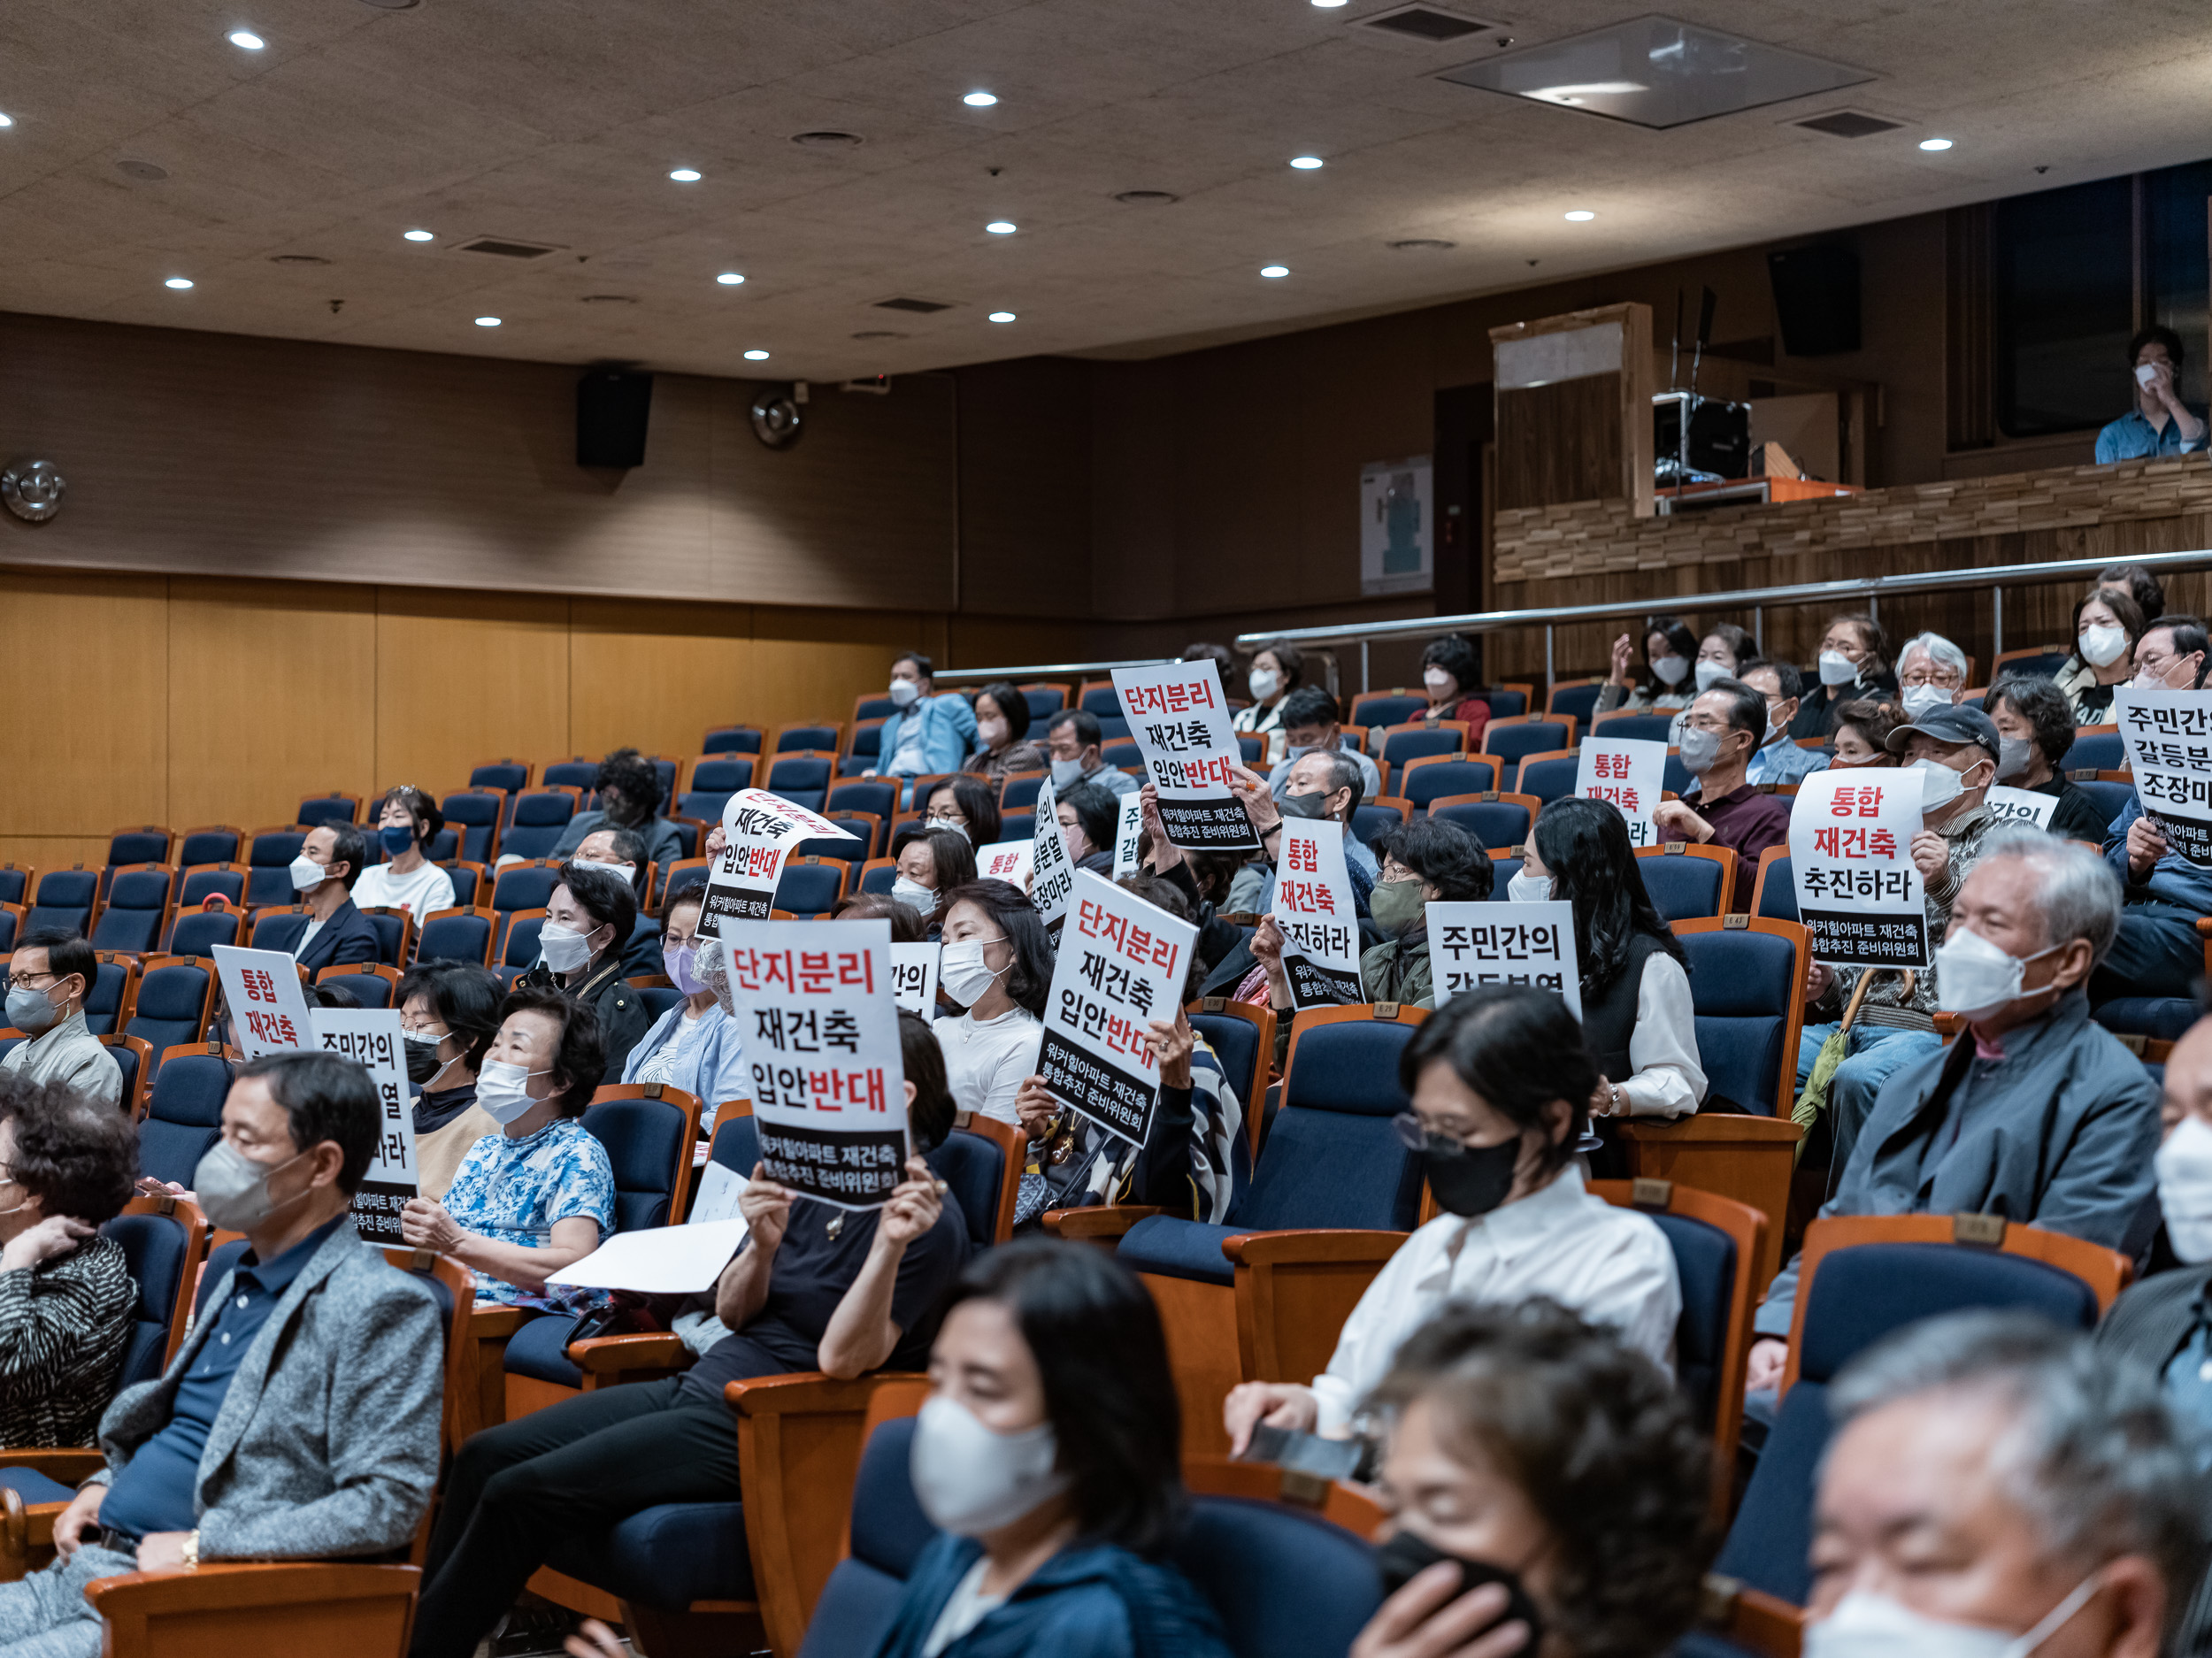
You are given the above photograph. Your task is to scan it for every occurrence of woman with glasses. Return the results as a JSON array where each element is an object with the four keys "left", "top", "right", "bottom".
[
  {"left": 920, "top": 775, "right": 1003, "bottom": 850},
  {"left": 1221, "top": 985, "right": 1680, "bottom": 1455}
]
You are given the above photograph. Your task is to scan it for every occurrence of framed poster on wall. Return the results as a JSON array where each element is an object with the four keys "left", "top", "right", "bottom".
[{"left": 1360, "top": 454, "right": 1432, "bottom": 596}]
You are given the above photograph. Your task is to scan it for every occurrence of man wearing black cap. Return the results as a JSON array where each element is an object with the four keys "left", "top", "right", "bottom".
[{"left": 1803, "top": 702, "right": 2001, "bottom": 1178}]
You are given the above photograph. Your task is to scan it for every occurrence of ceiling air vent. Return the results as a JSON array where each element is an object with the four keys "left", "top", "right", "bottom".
[
  {"left": 852, "top": 330, "right": 909, "bottom": 341},
  {"left": 792, "top": 130, "right": 864, "bottom": 149},
  {"left": 1114, "top": 189, "right": 1180, "bottom": 206},
  {"left": 1389, "top": 238, "right": 1457, "bottom": 250},
  {"left": 873, "top": 296, "right": 955, "bottom": 314},
  {"left": 456, "top": 236, "right": 563, "bottom": 259},
  {"left": 1358, "top": 6, "right": 1494, "bottom": 42},
  {"left": 268, "top": 253, "right": 332, "bottom": 265},
  {"left": 1793, "top": 110, "right": 1905, "bottom": 138}
]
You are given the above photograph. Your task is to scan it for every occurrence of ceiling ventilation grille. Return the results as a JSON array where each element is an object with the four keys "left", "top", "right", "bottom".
[
  {"left": 873, "top": 296, "right": 955, "bottom": 313},
  {"left": 1793, "top": 110, "right": 1905, "bottom": 138},
  {"left": 455, "top": 236, "right": 562, "bottom": 259},
  {"left": 1358, "top": 6, "right": 1492, "bottom": 42}
]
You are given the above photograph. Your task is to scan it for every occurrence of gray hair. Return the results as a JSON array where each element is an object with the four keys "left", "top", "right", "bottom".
[
  {"left": 1974, "top": 825, "right": 2123, "bottom": 965},
  {"left": 1829, "top": 1311, "right": 2208, "bottom": 1641},
  {"left": 1306, "top": 748, "right": 1365, "bottom": 818},
  {"left": 1901, "top": 630, "right": 1970, "bottom": 686}
]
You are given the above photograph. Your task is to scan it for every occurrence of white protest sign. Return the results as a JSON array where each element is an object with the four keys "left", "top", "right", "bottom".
[
  {"left": 2116, "top": 687, "right": 2212, "bottom": 866},
  {"left": 549, "top": 1218, "right": 750, "bottom": 1294},
  {"left": 889, "top": 941, "right": 940, "bottom": 1016},
  {"left": 1271, "top": 819, "right": 1362, "bottom": 1009},
  {"left": 211, "top": 944, "right": 315, "bottom": 1056},
  {"left": 718, "top": 918, "right": 910, "bottom": 1209},
  {"left": 314, "top": 1008, "right": 418, "bottom": 1245},
  {"left": 1984, "top": 786, "right": 2057, "bottom": 830},
  {"left": 1112, "top": 792, "right": 1145, "bottom": 879},
  {"left": 1788, "top": 769, "right": 1930, "bottom": 968},
  {"left": 1575, "top": 737, "right": 1667, "bottom": 848},
  {"left": 1425, "top": 901, "right": 1583, "bottom": 1019},
  {"left": 1030, "top": 776, "right": 1075, "bottom": 940},
  {"left": 1111, "top": 661, "right": 1263, "bottom": 854},
  {"left": 977, "top": 840, "right": 1034, "bottom": 890},
  {"left": 701, "top": 790, "right": 860, "bottom": 937},
  {"left": 1037, "top": 870, "right": 1198, "bottom": 1144}
]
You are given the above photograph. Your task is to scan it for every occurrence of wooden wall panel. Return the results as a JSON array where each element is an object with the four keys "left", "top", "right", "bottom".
[
  {"left": 0, "top": 571, "right": 169, "bottom": 844},
  {"left": 166, "top": 579, "right": 377, "bottom": 830},
  {"left": 567, "top": 598, "right": 755, "bottom": 762},
  {"left": 374, "top": 588, "right": 572, "bottom": 795},
  {"left": 748, "top": 608, "right": 946, "bottom": 735}
]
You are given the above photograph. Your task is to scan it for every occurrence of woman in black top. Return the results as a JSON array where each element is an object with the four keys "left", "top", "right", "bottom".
[
  {"left": 0, "top": 1073, "right": 138, "bottom": 1447},
  {"left": 1985, "top": 675, "right": 2124, "bottom": 844},
  {"left": 1790, "top": 612, "right": 1901, "bottom": 740},
  {"left": 517, "top": 862, "right": 651, "bottom": 1077},
  {"left": 397, "top": 962, "right": 504, "bottom": 1200},
  {"left": 1516, "top": 799, "right": 1704, "bottom": 1143}
]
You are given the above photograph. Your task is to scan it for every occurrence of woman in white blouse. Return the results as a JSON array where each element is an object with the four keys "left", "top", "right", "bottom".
[
  {"left": 620, "top": 888, "right": 747, "bottom": 1132},
  {"left": 1511, "top": 796, "right": 1705, "bottom": 1127},
  {"left": 1224, "top": 985, "right": 1680, "bottom": 1448},
  {"left": 933, "top": 879, "right": 1052, "bottom": 1133}
]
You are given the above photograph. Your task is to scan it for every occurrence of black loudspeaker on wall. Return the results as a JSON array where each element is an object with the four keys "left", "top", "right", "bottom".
[
  {"left": 1766, "top": 242, "right": 1861, "bottom": 357},
  {"left": 577, "top": 370, "right": 653, "bottom": 467}
]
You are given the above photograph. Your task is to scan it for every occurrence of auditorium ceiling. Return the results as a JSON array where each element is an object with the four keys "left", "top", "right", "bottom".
[{"left": 2, "top": 0, "right": 2208, "bottom": 381}]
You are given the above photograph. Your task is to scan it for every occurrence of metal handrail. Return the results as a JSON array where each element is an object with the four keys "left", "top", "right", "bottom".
[
  {"left": 1233, "top": 546, "right": 2212, "bottom": 692},
  {"left": 931, "top": 657, "right": 1176, "bottom": 685}
]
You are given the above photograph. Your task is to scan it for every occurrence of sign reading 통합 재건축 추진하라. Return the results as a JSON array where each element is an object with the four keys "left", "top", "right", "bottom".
[{"left": 1788, "top": 767, "right": 1931, "bottom": 967}]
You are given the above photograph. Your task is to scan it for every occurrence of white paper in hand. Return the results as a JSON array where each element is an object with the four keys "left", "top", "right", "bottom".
[
  {"left": 688, "top": 1162, "right": 750, "bottom": 1226},
  {"left": 548, "top": 1218, "right": 751, "bottom": 1294}
]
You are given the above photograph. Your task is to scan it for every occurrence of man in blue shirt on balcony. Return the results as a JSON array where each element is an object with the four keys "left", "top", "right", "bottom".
[{"left": 2095, "top": 326, "right": 2207, "bottom": 464}]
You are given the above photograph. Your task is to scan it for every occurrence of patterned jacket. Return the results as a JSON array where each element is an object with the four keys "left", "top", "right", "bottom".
[{"left": 0, "top": 1234, "right": 134, "bottom": 1447}]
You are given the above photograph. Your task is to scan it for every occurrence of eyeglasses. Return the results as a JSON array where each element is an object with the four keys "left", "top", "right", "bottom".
[
  {"left": 1392, "top": 1112, "right": 1475, "bottom": 1157},
  {"left": 1897, "top": 666, "right": 1962, "bottom": 688}
]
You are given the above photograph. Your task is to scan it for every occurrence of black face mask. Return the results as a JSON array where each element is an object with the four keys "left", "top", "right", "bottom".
[
  {"left": 1280, "top": 788, "right": 1332, "bottom": 821},
  {"left": 1374, "top": 1531, "right": 1545, "bottom": 1653},
  {"left": 1421, "top": 1135, "right": 1523, "bottom": 1218},
  {"left": 405, "top": 1041, "right": 443, "bottom": 1086}
]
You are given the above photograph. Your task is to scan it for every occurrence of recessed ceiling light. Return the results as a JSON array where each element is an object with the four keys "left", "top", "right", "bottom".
[
  {"left": 964, "top": 91, "right": 998, "bottom": 107},
  {"left": 1312, "top": 1, "right": 1349, "bottom": 7},
  {"left": 0, "top": 114, "right": 13, "bottom": 129},
  {"left": 1260, "top": 265, "right": 1289, "bottom": 279},
  {"left": 1563, "top": 209, "right": 1595, "bottom": 221},
  {"left": 988, "top": 311, "right": 1017, "bottom": 322},
  {"left": 403, "top": 229, "right": 434, "bottom": 242},
  {"left": 669, "top": 167, "right": 702, "bottom": 182},
  {"left": 1919, "top": 136, "right": 1954, "bottom": 151},
  {"left": 164, "top": 277, "right": 194, "bottom": 290},
  {"left": 227, "top": 29, "right": 264, "bottom": 49},
  {"left": 474, "top": 316, "right": 500, "bottom": 326},
  {"left": 716, "top": 272, "right": 745, "bottom": 286},
  {"left": 1289, "top": 156, "right": 1324, "bottom": 170},
  {"left": 743, "top": 349, "right": 771, "bottom": 360},
  {"left": 986, "top": 220, "right": 1017, "bottom": 234}
]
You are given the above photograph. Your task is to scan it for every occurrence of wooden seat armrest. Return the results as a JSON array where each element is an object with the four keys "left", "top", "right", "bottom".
[
  {"left": 2196, "top": 916, "right": 2212, "bottom": 938},
  {"left": 84, "top": 1560, "right": 420, "bottom": 1613},
  {"left": 723, "top": 1370, "right": 926, "bottom": 1417},
  {"left": 567, "top": 1332, "right": 692, "bottom": 1374},
  {"left": 1617, "top": 1116, "right": 1803, "bottom": 1144},
  {"left": 0, "top": 1449, "right": 108, "bottom": 1485},
  {"left": 466, "top": 1306, "right": 529, "bottom": 1339},
  {"left": 1040, "top": 1205, "right": 1163, "bottom": 1240},
  {"left": 1700, "top": 1575, "right": 1805, "bottom": 1658},
  {"left": 1220, "top": 1230, "right": 1409, "bottom": 1268}
]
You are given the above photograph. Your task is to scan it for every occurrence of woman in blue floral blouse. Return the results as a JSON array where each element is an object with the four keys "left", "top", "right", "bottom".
[{"left": 400, "top": 986, "right": 614, "bottom": 1309}]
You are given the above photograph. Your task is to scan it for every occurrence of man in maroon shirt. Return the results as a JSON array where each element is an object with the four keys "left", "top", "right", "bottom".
[{"left": 1654, "top": 679, "right": 1793, "bottom": 910}]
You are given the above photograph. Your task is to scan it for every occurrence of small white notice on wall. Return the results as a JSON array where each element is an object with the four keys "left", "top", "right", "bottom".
[{"left": 1360, "top": 455, "right": 1432, "bottom": 598}]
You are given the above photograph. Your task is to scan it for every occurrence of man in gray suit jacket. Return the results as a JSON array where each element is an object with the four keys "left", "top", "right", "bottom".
[{"left": 0, "top": 1051, "right": 445, "bottom": 1657}]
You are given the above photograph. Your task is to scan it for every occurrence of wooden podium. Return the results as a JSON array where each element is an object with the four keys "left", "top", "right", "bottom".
[{"left": 1490, "top": 302, "right": 1655, "bottom": 519}]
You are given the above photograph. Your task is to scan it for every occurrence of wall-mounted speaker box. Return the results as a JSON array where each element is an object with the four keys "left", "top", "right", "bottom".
[
  {"left": 577, "top": 370, "right": 653, "bottom": 467},
  {"left": 1767, "top": 243, "right": 1861, "bottom": 357}
]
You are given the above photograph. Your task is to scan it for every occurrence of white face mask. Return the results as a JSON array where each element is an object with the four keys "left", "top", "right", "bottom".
[
  {"left": 1818, "top": 650, "right": 1859, "bottom": 687},
  {"left": 2078, "top": 623, "right": 2130, "bottom": 668},
  {"left": 539, "top": 922, "right": 598, "bottom": 974},
  {"left": 1677, "top": 725, "right": 1724, "bottom": 775},
  {"left": 1901, "top": 684, "right": 1953, "bottom": 719},
  {"left": 909, "top": 1393, "right": 1070, "bottom": 1538},
  {"left": 1650, "top": 653, "right": 1690, "bottom": 687},
  {"left": 1694, "top": 659, "right": 1730, "bottom": 692},
  {"left": 887, "top": 678, "right": 921, "bottom": 709},
  {"left": 475, "top": 1059, "right": 551, "bottom": 1125},
  {"left": 977, "top": 718, "right": 1009, "bottom": 748},
  {"left": 941, "top": 938, "right": 1008, "bottom": 1007},
  {"left": 1423, "top": 667, "right": 1453, "bottom": 695},
  {"left": 1048, "top": 756, "right": 1086, "bottom": 788},
  {"left": 925, "top": 817, "right": 972, "bottom": 842},
  {"left": 1933, "top": 926, "right": 2061, "bottom": 1018},
  {"left": 891, "top": 875, "right": 938, "bottom": 913},
  {"left": 289, "top": 853, "right": 329, "bottom": 892},
  {"left": 1507, "top": 871, "right": 1551, "bottom": 903},
  {"left": 1248, "top": 667, "right": 1280, "bottom": 701},
  {"left": 2156, "top": 1115, "right": 2212, "bottom": 1263},
  {"left": 1909, "top": 755, "right": 1985, "bottom": 816},
  {"left": 1804, "top": 1576, "right": 2101, "bottom": 1658}
]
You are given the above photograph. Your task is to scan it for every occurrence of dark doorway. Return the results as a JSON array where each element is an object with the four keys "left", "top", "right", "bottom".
[{"left": 1432, "top": 380, "right": 1493, "bottom": 670}]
